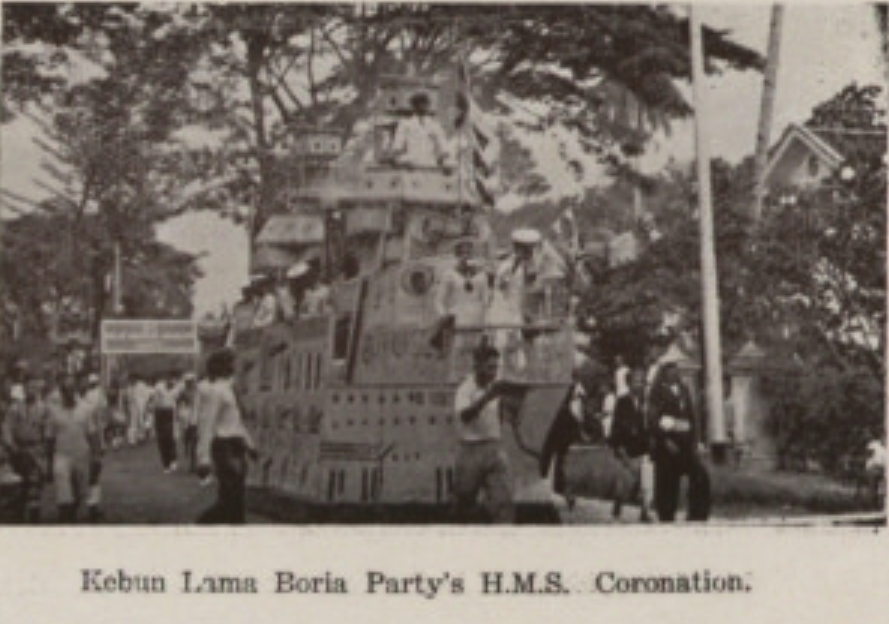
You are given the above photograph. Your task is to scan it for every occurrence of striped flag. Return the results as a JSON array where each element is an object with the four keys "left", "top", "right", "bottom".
[{"left": 455, "top": 60, "right": 499, "bottom": 208}]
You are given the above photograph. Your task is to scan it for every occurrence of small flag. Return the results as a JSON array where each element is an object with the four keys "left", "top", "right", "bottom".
[{"left": 455, "top": 59, "right": 499, "bottom": 208}]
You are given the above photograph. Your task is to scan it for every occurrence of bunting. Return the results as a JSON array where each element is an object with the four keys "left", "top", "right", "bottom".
[{"left": 455, "top": 59, "right": 500, "bottom": 208}]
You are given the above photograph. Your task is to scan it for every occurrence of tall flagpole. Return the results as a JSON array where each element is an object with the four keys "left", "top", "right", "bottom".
[{"left": 690, "top": 6, "right": 727, "bottom": 452}]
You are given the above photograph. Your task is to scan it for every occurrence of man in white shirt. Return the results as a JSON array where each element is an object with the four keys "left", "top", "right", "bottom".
[
  {"left": 431, "top": 239, "right": 490, "bottom": 352},
  {"left": 490, "top": 229, "right": 541, "bottom": 327},
  {"left": 132, "top": 375, "right": 153, "bottom": 441},
  {"left": 435, "top": 239, "right": 490, "bottom": 327},
  {"left": 148, "top": 374, "right": 180, "bottom": 473},
  {"left": 390, "top": 91, "right": 451, "bottom": 169},
  {"left": 614, "top": 355, "right": 630, "bottom": 398},
  {"left": 453, "top": 341, "right": 513, "bottom": 523},
  {"left": 80, "top": 374, "right": 107, "bottom": 522},
  {"left": 197, "top": 349, "right": 256, "bottom": 524},
  {"left": 251, "top": 276, "right": 278, "bottom": 327}
]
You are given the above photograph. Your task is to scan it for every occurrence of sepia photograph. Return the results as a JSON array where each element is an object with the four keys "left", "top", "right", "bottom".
[{"left": 0, "top": 2, "right": 886, "bottom": 528}]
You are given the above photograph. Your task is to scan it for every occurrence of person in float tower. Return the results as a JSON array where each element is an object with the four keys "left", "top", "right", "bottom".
[
  {"left": 390, "top": 91, "right": 451, "bottom": 169},
  {"left": 489, "top": 228, "right": 563, "bottom": 326},
  {"left": 436, "top": 239, "right": 491, "bottom": 325}
]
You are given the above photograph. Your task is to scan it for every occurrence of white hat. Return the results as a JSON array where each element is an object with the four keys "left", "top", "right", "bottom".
[
  {"left": 87, "top": 373, "right": 100, "bottom": 385},
  {"left": 9, "top": 384, "right": 24, "bottom": 402},
  {"left": 512, "top": 228, "right": 541, "bottom": 245},
  {"left": 286, "top": 261, "right": 310, "bottom": 279}
]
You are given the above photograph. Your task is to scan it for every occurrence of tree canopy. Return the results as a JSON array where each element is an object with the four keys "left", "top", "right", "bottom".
[{"left": 3, "top": 3, "right": 764, "bottom": 229}]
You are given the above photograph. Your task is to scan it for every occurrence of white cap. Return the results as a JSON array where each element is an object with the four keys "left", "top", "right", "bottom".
[
  {"left": 286, "top": 262, "right": 310, "bottom": 279},
  {"left": 512, "top": 228, "right": 541, "bottom": 245},
  {"left": 87, "top": 373, "right": 100, "bottom": 385},
  {"left": 9, "top": 384, "right": 24, "bottom": 402}
]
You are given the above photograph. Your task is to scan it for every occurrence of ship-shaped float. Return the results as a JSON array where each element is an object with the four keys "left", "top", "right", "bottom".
[{"left": 202, "top": 73, "right": 576, "bottom": 521}]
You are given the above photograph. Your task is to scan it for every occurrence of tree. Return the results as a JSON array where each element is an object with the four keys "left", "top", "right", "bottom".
[
  {"left": 2, "top": 4, "right": 211, "bottom": 347},
  {"left": 0, "top": 209, "right": 201, "bottom": 364},
  {"left": 135, "top": 5, "right": 764, "bottom": 234}
]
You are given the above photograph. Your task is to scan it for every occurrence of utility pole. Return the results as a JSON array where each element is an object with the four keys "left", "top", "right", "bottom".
[
  {"left": 752, "top": 5, "right": 786, "bottom": 221},
  {"left": 690, "top": 6, "right": 727, "bottom": 454}
]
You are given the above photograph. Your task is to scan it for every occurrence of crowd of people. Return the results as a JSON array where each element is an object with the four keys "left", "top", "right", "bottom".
[
  {"left": 460, "top": 337, "right": 713, "bottom": 524},
  {"left": 224, "top": 257, "right": 334, "bottom": 345},
  {"left": 0, "top": 360, "right": 254, "bottom": 524},
  {"left": 1, "top": 372, "right": 108, "bottom": 523}
]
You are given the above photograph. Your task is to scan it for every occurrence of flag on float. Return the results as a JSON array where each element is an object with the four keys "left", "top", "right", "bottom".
[{"left": 455, "top": 59, "right": 500, "bottom": 208}]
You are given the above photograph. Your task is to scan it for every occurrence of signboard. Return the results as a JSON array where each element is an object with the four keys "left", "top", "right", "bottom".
[{"left": 101, "top": 319, "right": 198, "bottom": 355}]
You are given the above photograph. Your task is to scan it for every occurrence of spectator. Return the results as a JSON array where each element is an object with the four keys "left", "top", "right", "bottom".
[
  {"left": 80, "top": 373, "right": 107, "bottom": 522},
  {"left": 178, "top": 374, "right": 200, "bottom": 473},
  {"left": 609, "top": 368, "right": 653, "bottom": 522},
  {"left": 539, "top": 370, "right": 589, "bottom": 510},
  {"left": 648, "top": 361, "right": 710, "bottom": 522},
  {"left": 2, "top": 379, "right": 49, "bottom": 523},
  {"left": 614, "top": 355, "right": 630, "bottom": 398},
  {"left": 46, "top": 374, "right": 101, "bottom": 523},
  {"left": 197, "top": 349, "right": 256, "bottom": 524},
  {"left": 147, "top": 373, "right": 180, "bottom": 473}
]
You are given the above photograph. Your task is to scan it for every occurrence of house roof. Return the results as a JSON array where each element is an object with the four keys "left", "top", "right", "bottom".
[
  {"left": 807, "top": 126, "right": 887, "bottom": 164},
  {"left": 763, "top": 123, "right": 843, "bottom": 185},
  {"left": 764, "top": 122, "right": 887, "bottom": 187}
]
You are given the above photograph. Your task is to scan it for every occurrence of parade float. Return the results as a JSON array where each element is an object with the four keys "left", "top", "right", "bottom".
[{"left": 202, "top": 72, "right": 577, "bottom": 520}]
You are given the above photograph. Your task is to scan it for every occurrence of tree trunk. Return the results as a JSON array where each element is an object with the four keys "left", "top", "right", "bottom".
[
  {"left": 246, "top": 34, "right": 272, "bottom": 244},
  {"left": 752, "top": 5, "right": 785, "bottom": 221}
]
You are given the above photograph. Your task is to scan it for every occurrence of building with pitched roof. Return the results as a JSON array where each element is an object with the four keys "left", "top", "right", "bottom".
[{"left": 762, "top": 122, "right": 886, "bottom": 193}]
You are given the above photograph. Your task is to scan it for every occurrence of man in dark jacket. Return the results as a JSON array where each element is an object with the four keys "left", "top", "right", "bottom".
[
  {"left": 648, "top": 362, "right": 710, "bottom": 522},
  {"left": 609, "top": 368, "right": 652, "bottom": 522}
]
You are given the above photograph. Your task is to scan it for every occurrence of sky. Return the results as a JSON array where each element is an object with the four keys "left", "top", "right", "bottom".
[{"left": 1, "top": 4, "right": 884, "bottom": 316}]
